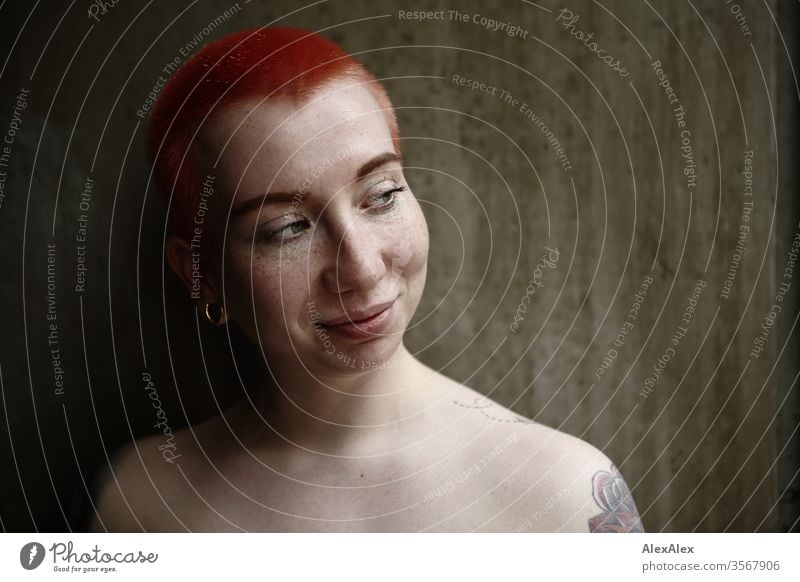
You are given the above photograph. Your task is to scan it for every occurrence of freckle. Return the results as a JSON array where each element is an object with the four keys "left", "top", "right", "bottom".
[{"left": 360, "top": 473, "right": 364, "bottom": 478}]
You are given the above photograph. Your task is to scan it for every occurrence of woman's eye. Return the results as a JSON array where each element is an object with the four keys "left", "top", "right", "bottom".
[
  {"left": 263, "top": 219, "right": 309, "bottom": 243},
  {"left": 367, "top": 185, "right": 406, "bottom": 211}
]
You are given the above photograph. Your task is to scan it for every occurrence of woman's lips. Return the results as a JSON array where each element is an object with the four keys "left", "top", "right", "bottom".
[{"left": 321, "top": 299, "right": 396, "bottom": 340}]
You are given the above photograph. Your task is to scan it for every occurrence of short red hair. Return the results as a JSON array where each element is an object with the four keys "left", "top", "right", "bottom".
[{"left": 147, "top": 27, "right": 399, "bottom": 241}]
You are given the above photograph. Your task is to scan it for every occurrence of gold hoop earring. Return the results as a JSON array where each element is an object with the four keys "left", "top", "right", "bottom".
[{"left": 203, "top": 303, "right": 225, "bottom": 326}]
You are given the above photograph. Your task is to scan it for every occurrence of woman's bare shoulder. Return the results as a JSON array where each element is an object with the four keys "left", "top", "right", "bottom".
[
  {"left": 503, "top": 426, "right": 643, "bottom": 532},
  {"left": 498, "top": 432, "right": 644, "bottom": 533},
  {"left": 444, "top": 384, "right": 643, "bottom": 532},
  {"left": 87, "top": 427, "right": 207, "bottom": 532}
]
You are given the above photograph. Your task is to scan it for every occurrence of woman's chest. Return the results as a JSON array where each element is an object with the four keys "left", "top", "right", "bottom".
[{"left": 168, "top": 452, "right": 529, "bottom": 532}]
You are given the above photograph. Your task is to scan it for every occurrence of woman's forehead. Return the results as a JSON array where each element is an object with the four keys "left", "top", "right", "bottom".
[
  {"left": 210, "top": 79, "right": 388, "bottom": 152},
  {"left": 202, "top": 79, "right": 394, "bottom": 195}
]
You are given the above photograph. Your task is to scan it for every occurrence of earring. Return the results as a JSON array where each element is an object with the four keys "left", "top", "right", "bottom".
[{"left": 203, "top": 303, "right": 225, "bottom": 326}]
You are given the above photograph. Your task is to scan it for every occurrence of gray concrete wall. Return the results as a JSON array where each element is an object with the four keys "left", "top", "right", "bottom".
[{"left": 0, "top": 0, "right": 797, "bottom": 532}]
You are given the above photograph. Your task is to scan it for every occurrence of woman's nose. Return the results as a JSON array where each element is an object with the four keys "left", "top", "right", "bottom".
[{"left": 321, "top": 220, "right": 387, "bottom": 294}]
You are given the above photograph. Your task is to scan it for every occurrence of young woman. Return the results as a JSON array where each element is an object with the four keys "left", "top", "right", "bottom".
[{"left": 89, "top": 27, "right": 642, "bottom": 533}]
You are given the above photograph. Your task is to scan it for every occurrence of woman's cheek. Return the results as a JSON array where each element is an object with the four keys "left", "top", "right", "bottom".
[
  {"left": 221, "top": 247, "right": 281, "bottom": 328},
  {"left": 405, "top": 197, "right": 430, "bottom": 272}
]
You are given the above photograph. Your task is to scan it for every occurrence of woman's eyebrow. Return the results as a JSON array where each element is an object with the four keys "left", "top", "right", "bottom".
[
  {"left": 356, "top": 151, "right": 402, "bottom": 179},
  {"left": 231, "top": 191, "right": 303, "bottom": 219}
]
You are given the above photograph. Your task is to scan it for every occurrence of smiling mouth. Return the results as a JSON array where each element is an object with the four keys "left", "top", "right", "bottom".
[
  {"left": 316, "top": 297, "right": 398, "bottom": 341},
  {"left": 321, "top": 299, "right": 396, "bottom": 327}
]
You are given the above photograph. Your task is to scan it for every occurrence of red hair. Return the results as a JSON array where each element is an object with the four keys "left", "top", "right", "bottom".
[{"left": 147, "top": 27, "right": 399, "bottom": 242}]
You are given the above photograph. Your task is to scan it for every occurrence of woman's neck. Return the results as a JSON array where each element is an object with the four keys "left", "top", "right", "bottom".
[{"left": 236, "top": 344, "right": 447, "bottom": 457}]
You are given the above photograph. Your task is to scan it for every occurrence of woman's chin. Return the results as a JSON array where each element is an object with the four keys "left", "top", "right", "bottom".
[{"left": 314, "top": 335, "right": 404, "bottom": 374}]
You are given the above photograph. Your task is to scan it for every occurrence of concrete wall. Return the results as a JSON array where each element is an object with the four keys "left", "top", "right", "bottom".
[{"left": 0, "top": 0, "right": 797, "bottom": 532}]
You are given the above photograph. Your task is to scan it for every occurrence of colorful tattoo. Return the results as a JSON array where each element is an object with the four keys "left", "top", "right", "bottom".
[{"left": 588, "top": 464, "right": 644, "bottom": 532}]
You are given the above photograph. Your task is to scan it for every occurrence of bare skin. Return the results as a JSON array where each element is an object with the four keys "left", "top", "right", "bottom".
[
  {"left": 89, "top": 367, "right": 637, "bottom": 532},
  {"left": 90, "top": 77, "right": 642, "bottom": 533}
]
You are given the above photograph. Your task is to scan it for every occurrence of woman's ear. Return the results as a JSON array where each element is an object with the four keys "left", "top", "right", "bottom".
[{"left": 165, "top": 234, "right": 219, "bottom": 307}]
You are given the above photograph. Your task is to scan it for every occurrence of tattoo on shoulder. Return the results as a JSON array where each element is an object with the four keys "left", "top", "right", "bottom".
[
  {"left": 452, "top": 397, "right": 534, "bottom": 424},
  {"left": 588, "top": 464, "right": 644, "bottom": 533}
]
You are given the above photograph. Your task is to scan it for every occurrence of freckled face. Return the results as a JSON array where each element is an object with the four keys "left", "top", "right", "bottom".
[{"left": 196, "top": 78, "right": 429, "bottom": 373}]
